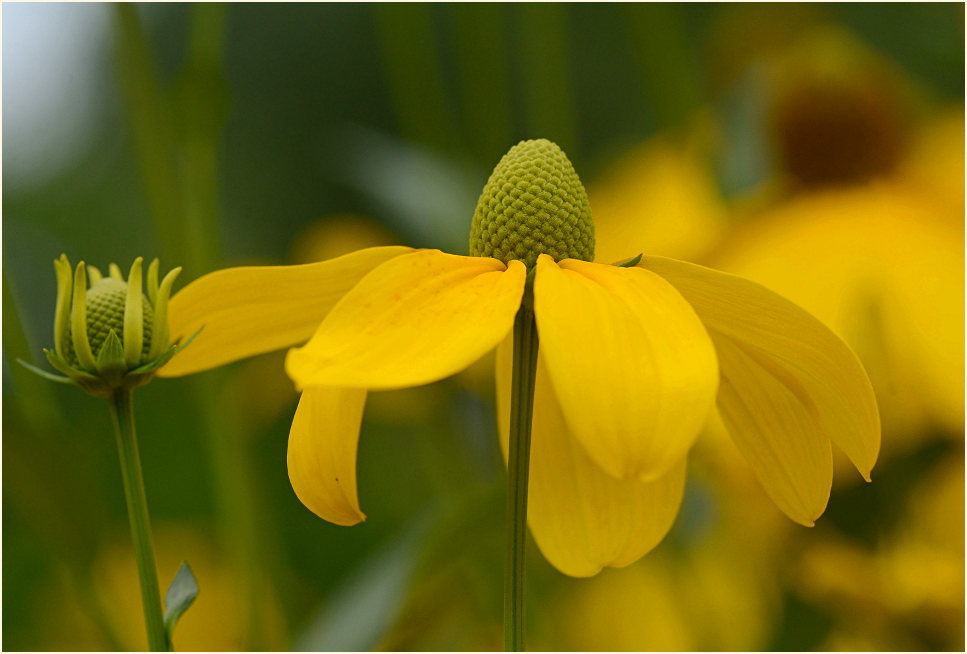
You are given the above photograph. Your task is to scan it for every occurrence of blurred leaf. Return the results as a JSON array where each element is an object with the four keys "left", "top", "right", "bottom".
[
  {"left": 163, "top": 561, "right": 199, "bottom": 640},
  {"left": 447, "top": 3, "right": 514, "bottom": 163},
  {"left": 626, "top": 3, "right": 705, "bottom": 129},
  {"left": 293, "top": 514, "right": 433, "bottom": 652},
  {"left": 326, "top": 125, "right": 483, "bottom": 254},
  {"left": 371, "top": 3, "right": 461, "bottom": 152},
  {"left": 514, "top": 4, "right": 578, "bottom": 156},
  {"left": 113, "top": 4, "right": 185, "bottom": 272}
]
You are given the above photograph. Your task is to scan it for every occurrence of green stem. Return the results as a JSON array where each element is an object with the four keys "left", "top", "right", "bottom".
[
  {"left": 504, "top": 298, "right": 539, "bottom": 652},
  {"left": 108, "top": 389, "right": 169, "bottom": 651}
]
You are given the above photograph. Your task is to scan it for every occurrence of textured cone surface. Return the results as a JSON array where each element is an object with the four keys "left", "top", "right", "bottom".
[
  {"left": 65, "top": 279, "right": 153, "bottom": 366},
  {"left": 470, "top": 139, "right": 594, "bottom": 269}
]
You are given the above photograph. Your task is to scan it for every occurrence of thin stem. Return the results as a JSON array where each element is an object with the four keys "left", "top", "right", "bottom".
[
  {"left": 504, "top": 298, "right": 539, "bottom": 652},
  {"left": 109, "top": 389, "right": 168, "bottom": 651}
]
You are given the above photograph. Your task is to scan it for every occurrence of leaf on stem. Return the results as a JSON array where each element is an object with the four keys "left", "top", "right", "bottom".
[{"left": 163, "top": 561, "right": 199, "bottom": 641}]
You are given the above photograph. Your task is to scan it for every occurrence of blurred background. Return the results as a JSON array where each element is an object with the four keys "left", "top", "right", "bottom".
[{"left": 3, "top": 3, "right": 963, "bottom": 650}]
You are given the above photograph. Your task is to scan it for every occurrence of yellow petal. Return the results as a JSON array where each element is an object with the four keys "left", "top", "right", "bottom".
[
  {"left": 496, "top": 336, "right": 685, "bottom": 577},
  {"left": 286, "top": 250, "right": 525, "bottom": 390},
  {"left": 712, "top": 336, "right": 832, "bottom": 525},
  {"left": 533, "top": 255, "right": 718, "bottom": 481},
  {"left": 709, "top": 183, "right": 963, "bottom": 437},
  {"left": 287, "top": 386, "right": 367, "bottom": 526},
  {"left": 641, "top": 255, "right": 879, "bottom": 523},
  {"left": 159, "top": 246, "right": 412, "bottom": 377}
]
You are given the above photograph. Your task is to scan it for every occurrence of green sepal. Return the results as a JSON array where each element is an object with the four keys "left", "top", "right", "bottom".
[
  {"left": 44, "top": 349, "right": 102, "bottom": 384},
  {"left": 96, "top": 329, "right": 128, "bottom": 387},
  {"left": 70, "top": 261, "right": 98, "bottom": 371},
  {"left": 129, "top": 327, "right": 202, "bottom": 375},
  {"left": 44, "top": 349, "right": 114, "bottom": 398},
  {"left": 615, "top": 253, "right": 643, "bottom": 268},
  {"left": 52, "top": 254, "right": 74, "bottom": 360},
  {"left": 123, "top": 258, "right": 145, "bottom": 368},
  {"left": 163, "top": 561, "right": 199, "bottom": 642},
  {"left": 17, "top": 358, "right": 77, "bottom": 385}
]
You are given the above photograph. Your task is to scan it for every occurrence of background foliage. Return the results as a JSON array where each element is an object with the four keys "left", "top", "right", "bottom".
[{"left": 3, "top": 3, "right": 964, "bottom": 650}]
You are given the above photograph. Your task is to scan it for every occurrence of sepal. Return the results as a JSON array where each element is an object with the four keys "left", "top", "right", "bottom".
[{"left": 96, "top": 330, "right": 128, "bottom": 387}]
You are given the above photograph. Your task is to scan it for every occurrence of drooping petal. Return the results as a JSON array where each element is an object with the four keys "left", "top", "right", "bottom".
[
  {"left": 496, "top": 336, "right": 686, "bottom": 577},
  {"left": 640, "top": 255, "right": 879, "bottom": 523},
  {"left": 160, "top": 246, "right": 413, "bottom": 377},
  {"left": 712, "top": 336, "right": 832, "bottom": 525},
  {"left": 287, "top": 386, "right": 367, "bottom": 526},
  {"left": 533, "top": 254, "right": 718, "bottom": 481},
  {"left": 286, "top": 250, "right": 525, "bottom": 390}
]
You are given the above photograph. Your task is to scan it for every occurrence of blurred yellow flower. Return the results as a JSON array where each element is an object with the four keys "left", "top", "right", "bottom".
[
  {"left": 40, "top": 525, "right": 286, "bottom": 651},
  {"left": 551, "top": 544, "right": 778, "bottom": 651},
  {"left": 661, "top": 24, "right": 962, "bottom": 449},
  {"left": 793, "top": 455, "right": 965, "bottom": 651},
  {"left": 290, "top": 213, "right": 399, "bottom": 265},
  {"left": 588, "top": 122, "right": 727, "bottom": 264},
  {"left": 710, "top": 180, "right": 965, "bottom": 441},
  {"left": 161, "top": 139, "right": 879, "bottom": 577}
]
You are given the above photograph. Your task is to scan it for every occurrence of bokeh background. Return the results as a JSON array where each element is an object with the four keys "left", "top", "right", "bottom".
[{"left": 3, "top": 3, "right": 964, "bottom": 651}]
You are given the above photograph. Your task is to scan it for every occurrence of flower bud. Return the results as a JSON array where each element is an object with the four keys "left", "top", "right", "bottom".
[{"left": 28, "top": 254, "right": 186, "bottom": 397}]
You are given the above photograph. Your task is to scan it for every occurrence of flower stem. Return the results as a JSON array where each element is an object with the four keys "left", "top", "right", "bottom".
[
  {"left": 505, "top": 299, "right": 539, "bottom": 652},
  {"left": 108, "top": 389, "right": 168, "bottom": 651}
]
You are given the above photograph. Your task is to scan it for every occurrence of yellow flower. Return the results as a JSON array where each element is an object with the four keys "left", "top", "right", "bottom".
[{"left": 160, "top": 139, "right": 879, "bottom": 577}]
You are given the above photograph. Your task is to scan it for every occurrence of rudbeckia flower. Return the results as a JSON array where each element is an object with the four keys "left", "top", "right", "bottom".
[{"left": 160, "top": 139, "right": 879, "bottom": 577}]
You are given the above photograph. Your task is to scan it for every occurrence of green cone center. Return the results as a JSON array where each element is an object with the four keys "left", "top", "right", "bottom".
[
  {"left": 65, "top": 278, "right": 153, "bottom": 366},
  {"left": 470, "top": 139, "right": 594, "bottom": 269}
]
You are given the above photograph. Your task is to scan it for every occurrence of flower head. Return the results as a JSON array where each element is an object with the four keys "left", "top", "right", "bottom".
[
  {"left": 162, "top": 139, "right": 879, "bottom": 577},
  {"left": 470, "top": 139, "right": 594, "bottom": 268},
  {"left": 25, "top": 255, "right": 187, "bottom": 397}
]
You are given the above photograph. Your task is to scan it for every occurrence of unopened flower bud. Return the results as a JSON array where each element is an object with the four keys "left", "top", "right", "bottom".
[{"left": 25, "top": 254, "right": 188, "bottom": 397}]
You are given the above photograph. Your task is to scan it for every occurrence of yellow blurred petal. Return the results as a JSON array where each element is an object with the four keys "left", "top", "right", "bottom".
[
  {"left": 496, "top": 336, "right": 685, "bottom": 577},
  {"left": 160, "top": 246, "right": 412, "bottom": 377},
  {"left": 642, "top": 256, "right": 879, "bottom": 522},
  {"left": 712, "top": 184, "right": 964, "bottom": 437},
  {"left": 533, "top": 255, "right": 718, "bottom": 480},
  {"left": 899, "top": 109, "right": 965, "bottom": 223},
  {"left": 286, "top": 251, "right": 525, "bottom": 390},
  {"left": 590, "top": 128, "right": 727, "bottom": 264},
  {"left": 290, "top": 213, "right": 399, "bottom": 264},
  {"left": 287, "top": 386, "right": 367, "bottom": 526}
]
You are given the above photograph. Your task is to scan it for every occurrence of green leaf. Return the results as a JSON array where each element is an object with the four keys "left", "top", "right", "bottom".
[
  {"left": 43, "top": 349, "right": 101, "bottom": 384},
  {"left": 293, "top": 514, "right": 432, "bottom": 652},
  {"left": 163, "top": 561, "right": 199, "bottom": 641}
]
